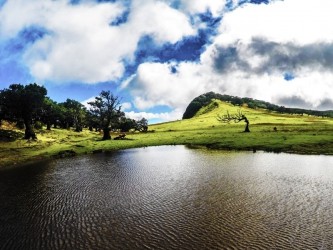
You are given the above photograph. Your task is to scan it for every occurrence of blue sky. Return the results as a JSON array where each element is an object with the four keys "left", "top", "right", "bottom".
[{"left": 1, "top": 0, "right": 333, "bottom": 123}]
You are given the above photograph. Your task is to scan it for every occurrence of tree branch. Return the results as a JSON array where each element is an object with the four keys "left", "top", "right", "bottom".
[{"left": 217, "top": 109, "right": 250, "bottom": 132}]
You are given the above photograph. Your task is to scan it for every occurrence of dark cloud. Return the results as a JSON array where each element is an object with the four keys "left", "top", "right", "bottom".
[
  {"left": 277, "top": 96, "right": 313, "bottom": 109},
  {"left": 213, "top": 37, "right": 333, "bottom": 75},
  {"left": 317, "top": 99, "right": 333, "bottom": 110},
  {"left": 213, "top": 46, "right": 250, "bottom": 73},
  {"left": 277, "top": 96, "right": 333, "bottom": 110}
]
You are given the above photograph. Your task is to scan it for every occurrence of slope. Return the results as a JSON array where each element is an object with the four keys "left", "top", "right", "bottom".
[
  {"left": 150, "top": 99, "right": 333, "bottom": 154},
  {"left": 182, "top": 92, "right": 333, "bottom": 119}
]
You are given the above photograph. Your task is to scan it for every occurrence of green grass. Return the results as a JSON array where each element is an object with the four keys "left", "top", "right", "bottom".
[{"left": 1, "top": 99, "right": 333, "bottom": 168}]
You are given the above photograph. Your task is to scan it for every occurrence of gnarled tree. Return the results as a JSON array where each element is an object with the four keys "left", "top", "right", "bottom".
[
  {"left": 88, "top": 91, "right": 121, "bottom": 140},
  {"left": 217, "top": 110, "right": 250, "bottom": 132}
]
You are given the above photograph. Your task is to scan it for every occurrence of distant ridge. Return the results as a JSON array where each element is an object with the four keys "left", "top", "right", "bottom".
[{"left": 182, "top": 92, "right": 333, "bottom": 119}]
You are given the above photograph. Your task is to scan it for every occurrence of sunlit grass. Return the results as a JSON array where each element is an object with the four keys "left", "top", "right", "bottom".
[{"left": 1, "top": 100, "right": 333, "bottom": 168}]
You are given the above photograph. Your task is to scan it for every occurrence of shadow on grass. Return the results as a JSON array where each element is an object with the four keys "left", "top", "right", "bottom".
[{"left": 0, "top": 129, "right": 24, "bottom": 142}]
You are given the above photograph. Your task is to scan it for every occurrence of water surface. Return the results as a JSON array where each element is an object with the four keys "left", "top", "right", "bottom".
[{"left": 1, "top": 146, "right": 333, "bottom": 249}]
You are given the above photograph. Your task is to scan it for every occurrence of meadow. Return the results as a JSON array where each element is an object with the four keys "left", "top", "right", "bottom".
[{"left": 1, "top": 100, "right": 333, "bottom": 168}]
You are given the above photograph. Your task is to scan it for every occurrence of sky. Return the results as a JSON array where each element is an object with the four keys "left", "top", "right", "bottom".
[{"left": 1, "top": 0, "right": 333, "bottom": 123}]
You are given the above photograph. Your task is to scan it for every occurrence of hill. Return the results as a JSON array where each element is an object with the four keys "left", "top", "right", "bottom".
[
  {"left": 150, "top": 98, "right": 333, "bottom": 154},
  {"left": 153, "top": 99, "right": 333, "bottom": 132},
  {"left": 182, "top": 92, "right": 333, "bottom": 119}
]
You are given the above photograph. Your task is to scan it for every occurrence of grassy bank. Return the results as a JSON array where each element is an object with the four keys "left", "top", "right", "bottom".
[{"left": 1, "top": 100, "right": 333, "bottom": 168}]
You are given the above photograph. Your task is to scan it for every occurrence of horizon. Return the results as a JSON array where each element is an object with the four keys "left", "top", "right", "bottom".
[{"left": 1, "top": 0, "right": 333, "bottom": 123}]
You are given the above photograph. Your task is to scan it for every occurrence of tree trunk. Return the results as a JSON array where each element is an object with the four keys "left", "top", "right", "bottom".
[
  {"left": 46, "top": 122, "right": 51, "bottom": 130},
  {"left": 89, "top": 126, "right": 93, "bottom": 131},
  {"left": 102, "top": 127, "right": 111, "bottom": 140},
  {"left": 244, "top": 118, "right": 250, "bottom": 132},
  {"left": 24, "top": 118, "right": 37, "bottom": 140},
  {"left": 75, "top": 126, "right": 82, "bottom": 132}
]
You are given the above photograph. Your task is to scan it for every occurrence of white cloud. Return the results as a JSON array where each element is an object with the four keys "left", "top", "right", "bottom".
[
  {"left": 129, "top": 0, "right": 195, "bottom": 44},
  {"left": 219, "top": 0, "right": 333, "bottom": 45},
  {"left": 0, "top": 0, "right": 196, "bottom": 83},
  {"left": 81, "top": 96, "right": 96, "bottom": 108},
  {"left": 126, "top": 109, "right": 183, "bottom": 123},
  {"left": 177, "top": 0, "right": 226, "bottom": 17},
  {"left": 121, "top": 102, "right": 132, "bottom": 111},
  {"left": 0, "top": 0, "right": 49, "bottom": 38},
  {"left": 130, "top": 61, "right": 214, "bottom": 111}
]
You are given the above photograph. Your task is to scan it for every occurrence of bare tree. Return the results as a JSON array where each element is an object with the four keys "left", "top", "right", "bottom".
[{"left": 217, "top": 110, "right": 250, "bottom": 132}]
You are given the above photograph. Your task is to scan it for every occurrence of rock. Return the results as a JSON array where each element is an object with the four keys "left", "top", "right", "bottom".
[
  {"left": 56, "top": 150, "right": 77, "bottom": 158},
  {"left": 92, "top": 149, "right": 103, "bottom": 154}
]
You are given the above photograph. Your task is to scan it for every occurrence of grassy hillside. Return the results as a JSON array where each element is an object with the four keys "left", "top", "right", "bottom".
[
  {"left": 153, "top": 99, "right": 333, "bottom": 130},
  {"left": 1, "top": 99, "right": 333, "bottom": 168},
  {"left": 182, "top": 91, "right": 333, "bottom": 119},
  {"left": 150, "top": 99, "right": 333, "bottom": 153}
]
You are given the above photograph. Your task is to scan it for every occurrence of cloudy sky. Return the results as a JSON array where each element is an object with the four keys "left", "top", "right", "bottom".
[{"left": 1, "top": 0, "right": 333, "bottom": 123}]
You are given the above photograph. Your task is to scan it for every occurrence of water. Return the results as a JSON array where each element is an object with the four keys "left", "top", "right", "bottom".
[{"left": 1, "top": 146, "right": 333, "bottom": 249}]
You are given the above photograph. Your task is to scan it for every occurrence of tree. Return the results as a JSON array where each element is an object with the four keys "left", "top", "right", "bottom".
[
  {"left": 217, "top": 110, "right": 250, "bottom": 132},
  {"left": 40, "top": 97, "right": 59, "bottom": 130},
  {"left": 116, "top": 117, "right": 136, "bottom": 132},
  {"left": 88, "top": 91, "right": 121, "bottom": 140},
  {"left": 85, "top": 110, "right": 100, "bottom": 131},
  {"left": 60, "top": 99, "right": 86, "bottom": 132},
  {"left": 135, "top": 118, "right": 148, "bottom": 132},
  {"left": 0, "top": 83, "right": 47, "bottom": 139}
]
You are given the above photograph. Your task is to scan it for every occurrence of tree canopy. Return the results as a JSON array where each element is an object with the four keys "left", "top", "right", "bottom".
[
  {"left": 88, "top": 90, "right": 122, "bottom": 140},
  {"left": 0, "top": 83, "right": 47, "bottom": 139}
]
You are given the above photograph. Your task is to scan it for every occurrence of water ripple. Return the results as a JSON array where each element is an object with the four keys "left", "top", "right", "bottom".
[{"left": 1, "top": 146, "right": 333, "bottom": 249}]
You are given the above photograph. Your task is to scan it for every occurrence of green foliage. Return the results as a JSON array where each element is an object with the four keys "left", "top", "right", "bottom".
[
  {"left": 183, "top": 92, "right": 219, "bottom": 119},
  {"left": 0, "top": 83, "right": 47, "bottom": 120},
  {"left": 135, "top": 118, "right": 148, "bottom": 132},
  {"left": 59, "top": 99, "right": 86, "bottom": 132},
  {"left": 40, "top": 97, "right": 60, "bottom": 130},
  {"left": 34, "top": 121, "right": 43, "bottom": 130},
  {"left": 195, "top": 100, "right": 219, "bottom": 116},
  {"left": 0, "top": 83, "right": 47, "bottom": 139},
  {"left": 116, "top": 117, "right": 136, "bottom": 132}
]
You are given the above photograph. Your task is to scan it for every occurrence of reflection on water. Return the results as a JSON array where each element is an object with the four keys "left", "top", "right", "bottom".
[{"left": 1, "top": 146, "right": 333, "bottom": 249}]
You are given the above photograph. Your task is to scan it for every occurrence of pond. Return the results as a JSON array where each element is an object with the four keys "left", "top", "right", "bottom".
[{"left": 1, "top": 146, "right": 333, "bottom": 249}]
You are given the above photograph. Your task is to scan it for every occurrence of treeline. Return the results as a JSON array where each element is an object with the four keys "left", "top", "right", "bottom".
[
  {"left": 183, "top": 91, "right": 333, "bottom": 119},
  {"left": 0, "top": 83, "right": 147, "bottom": 140}
]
